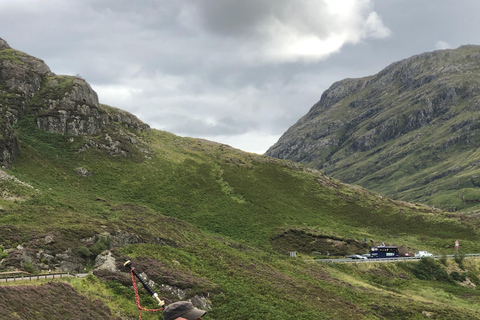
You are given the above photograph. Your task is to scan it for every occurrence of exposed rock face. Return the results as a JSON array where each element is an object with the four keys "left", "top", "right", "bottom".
[
  {"left": 94, "top": 251, "right": 117, "bottom": 272},
  {"left": 106, "top": 107, "right": 151, "bottom": 132},
  {"left": 0, "top": 37, "right": 150, "bottom": 169},
  {"left": 33, "top": 77, "right": 105, "bottom": 135},
  {"left": 0, "top": 37, "right": 52, "bottom": 168},
  {"left": 266, "top": 45, "right": 480, "bottom": 210},
  {"left": 0, "top": 38, "right": 10, "bottom": 50},
  {"left": 56, "top": 248, "right": 85, "bottom": 272},
  {"left": 75, "top": 167, "right": 94, "bottom": 177},
  {"left": 1, "top": 229, "right": 149, "bottom": 273},
  {"left": 0, "top": 126, "right": 18, "bottom": 169}
]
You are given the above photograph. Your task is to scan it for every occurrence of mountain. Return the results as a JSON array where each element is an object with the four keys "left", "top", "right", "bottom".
[
  {"left": 0, "top": 37, "right": 149, "bottom": 170},
  {"left": 266, "top": 45, "right": 480, "bottom": 213},
  {"left": 2, "top": 37, "right": 480, "bottom": 319}
]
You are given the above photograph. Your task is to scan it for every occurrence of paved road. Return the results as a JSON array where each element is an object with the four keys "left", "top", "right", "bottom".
[{"left": 308, "top": 253, "right": 480, "bottom": 263}]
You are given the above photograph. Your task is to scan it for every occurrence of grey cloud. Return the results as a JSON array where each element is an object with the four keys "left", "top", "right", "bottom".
[
  {"left": 194, "top": 0, "right": 344, "bottom": 39},
  {"left": 193, "top": 0, "right": 279, "bottom": 38}
]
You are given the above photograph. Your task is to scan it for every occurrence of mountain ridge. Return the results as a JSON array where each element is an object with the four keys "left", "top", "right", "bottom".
[{"left": 266, "top": 45, "right": 480, "bottom": 212}]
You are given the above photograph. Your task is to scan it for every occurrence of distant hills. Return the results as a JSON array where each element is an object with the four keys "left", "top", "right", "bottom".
[
  {"left": 3, "top": 36, "right": 480, "bottom": 319},
  {"left": 266, "top": 45, "right": 480, "bottom": 212}
]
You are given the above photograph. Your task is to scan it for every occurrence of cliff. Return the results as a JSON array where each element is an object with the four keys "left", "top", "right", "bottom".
[{"left": 0, "top": 37, "right": 149, "bottom": 169}]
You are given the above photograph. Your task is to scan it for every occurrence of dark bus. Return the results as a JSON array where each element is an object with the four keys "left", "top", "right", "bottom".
[{"left": 369, "top": 246, "right": 399, "bottom": 259}]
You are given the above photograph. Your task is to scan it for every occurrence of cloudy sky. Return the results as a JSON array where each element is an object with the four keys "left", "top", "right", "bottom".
[{"left": 1, "top": 0, "right": 480, "bottom": 154}]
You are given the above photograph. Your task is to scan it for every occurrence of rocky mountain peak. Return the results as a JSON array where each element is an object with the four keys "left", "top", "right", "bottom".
[
  {"left": 0, "top": 37, "right": 150, "bottom": 169},
  {"left": 0, "top": 37, "right": 10, "bottom": 50},
  {"left": 266, "top": 45, "right": 480, "bottom": 211}
]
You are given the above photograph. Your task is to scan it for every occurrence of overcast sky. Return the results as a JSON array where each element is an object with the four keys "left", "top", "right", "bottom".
[{"left": 1, "top": 0, "right": 480, "bottom": 154}]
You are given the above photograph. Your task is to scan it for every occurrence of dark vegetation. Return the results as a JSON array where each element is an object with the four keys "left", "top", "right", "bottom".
[{"left": 0, "top": 282, "right": 119, "bottom": 320}]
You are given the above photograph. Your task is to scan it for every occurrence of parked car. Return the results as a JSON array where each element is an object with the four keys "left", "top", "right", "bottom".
[
  {"left": 346, "top": 254, "right": 368, "bottom": 260},
  {"left": 414, "top": 251, "right": 433, "bottom": 257}
]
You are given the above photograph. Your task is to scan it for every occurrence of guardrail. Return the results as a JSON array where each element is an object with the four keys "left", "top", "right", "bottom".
[
  {"left": 0, "top": 272, "right": 76, "bottom": 282},
  {"left": 307, "top": 253, "right": 480, "bottom": 264}
]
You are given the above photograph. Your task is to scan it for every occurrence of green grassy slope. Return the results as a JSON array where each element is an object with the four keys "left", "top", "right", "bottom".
[
  {"left": 1, "top": 107, "right": 480, "bottom": 319},
  {"left": 7, "top": 111, "right": 480, "bottom": 253}
]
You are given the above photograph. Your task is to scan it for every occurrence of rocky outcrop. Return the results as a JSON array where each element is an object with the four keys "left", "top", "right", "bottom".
[
  {"left": 105, "top": 106, "right": 151, "bottom": 132},
  {"left": 94, "top": 251, "right": 117, "bottom": 272},
  {"left": 0, "top": 229, "right": 148, "bottom": 273},
  {"left": 0, "top": 38, "right": 10, "bottom": 50},
  {"left": 0, "top": 37, "right": 150, "bottom": 169},
  {"left": 55, "top": 249, "right": 86, "bottom": 272},
  {"left": 0, "top": 126, "right": 18, "bottom": 169},
  {"left": 0, "top": 37, "right": 52, "bottom": 168},
  {"left": 34, "top": 77, "right": 107, "bottom": 135}
]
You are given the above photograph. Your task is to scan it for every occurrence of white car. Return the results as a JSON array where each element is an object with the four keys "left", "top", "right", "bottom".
[
  {"left": 346, "top": 254, "right": 368, "bottom": 260},
  {"left": 414, "top": 251, "right": 433, "bottom": 257}
]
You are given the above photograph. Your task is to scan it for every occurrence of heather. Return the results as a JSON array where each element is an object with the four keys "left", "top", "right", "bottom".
[{"left": 0, "top": 282, "right": 119, "bottom": 320}]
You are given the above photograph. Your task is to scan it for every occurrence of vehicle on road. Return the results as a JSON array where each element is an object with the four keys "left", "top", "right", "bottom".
[
  {"left": 346, "top": 254, "right": 368, "bottom": 260},
  {"left": 369, "top": 245, "right": 399, "bottom": 259},
  {"left": 414, "top": 251, "right": 433, "bottom": 257}
]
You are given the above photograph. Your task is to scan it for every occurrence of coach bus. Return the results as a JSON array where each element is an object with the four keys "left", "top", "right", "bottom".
[{"left": 369, "top": 245, "right": 399, "bottom": 259}]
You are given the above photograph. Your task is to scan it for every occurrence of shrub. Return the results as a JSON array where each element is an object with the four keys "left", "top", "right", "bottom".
[
  {"left": 23, "top": 262, "right": 36, "bottom": 274},
  {"left": 450, "top": 271, "right": 466, "bottom": 282},
  {"left": 454, "top": 251, "right": 465, "bottom": 270},
  {"left": 105, "top": 280, "right": 133, "bottom": 298},
  {"left": 90, "top": 235, "right": 112, "bottom": 256},
  {"left": 465, "top": 271, "right": 480, "bottom": 286},
  {"left": 0, "top": 245, "right": 8, "bottom": 260},
  {"left": 439, "top": 253, "right": 448, "bottom": 266},
  {"left": 85, "top": 273, "right": 98, "bottom": 283},
  {"left": 77, "top": 246, "right": 92, "bottom": 258},
  {"left": 412, "top": 257, "right": 454, "bottom": 284}
]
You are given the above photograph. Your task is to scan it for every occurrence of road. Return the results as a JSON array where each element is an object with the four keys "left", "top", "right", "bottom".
[{"left": 308, "top": 253, "right": 480, "bottom": 263}]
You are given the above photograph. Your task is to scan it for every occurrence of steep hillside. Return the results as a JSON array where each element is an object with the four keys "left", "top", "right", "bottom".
[
  {"left": 266, "top": 45, "right": 480, "bottom": 212},
  {"left": 2, "top": 37, "right": 480, "bottom": 319}
]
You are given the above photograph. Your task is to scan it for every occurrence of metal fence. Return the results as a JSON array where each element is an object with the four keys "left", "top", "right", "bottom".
[{"left": 0, "top": 272, "right": 76, "bottom": 282}]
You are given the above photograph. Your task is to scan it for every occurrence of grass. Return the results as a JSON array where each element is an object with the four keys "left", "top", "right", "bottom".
[
  {"left": 29, "top": 75, "right": 75, "bottom": 107},
  {"left": 3, "top": 43, "right": 480, "bottom": 318},
  {"left": 0, "top": 48, "right": 38, "bottom": 67},
  {"left": 7, "top": 112, "right": 480, "bottom": 255},
  {"left": 4, "top": 115, "right": 480, "bottom": 318}
]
